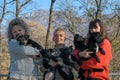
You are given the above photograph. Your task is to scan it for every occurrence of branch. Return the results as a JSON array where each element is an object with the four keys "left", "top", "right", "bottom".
[
  {"left": 19, "top": 0, "right": 32, "bottom": 9},
  {"left": 0, "top": 0, "right": 6, "bottom": 24},
  {"left": 86, "top": 8, "right": 94, "bottom": 18},
  {"left": 95, "top": 0, "right": 101, "bottom": 19},
  {"left": 6, "top": 0, "right": 15, "bottom": 4}
]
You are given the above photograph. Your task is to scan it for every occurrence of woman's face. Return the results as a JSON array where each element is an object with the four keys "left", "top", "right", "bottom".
[
  {"left": 53, "top": 31, "right": 66, "bottom": 46},
  {"left": 90, "top": 23, "right": 101, "bottom": 33},
  {"left": 12, "top": 25, "right": 25, "bottom": 39}
]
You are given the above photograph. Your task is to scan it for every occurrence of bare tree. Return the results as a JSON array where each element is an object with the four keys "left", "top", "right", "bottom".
[
  {"left": 15, "top": 0, "right": 32, "bottom": 18},
  {"left": 57, "top": 0, "right": 81, "bottom": 35},
  {"left": 95, "top": 0, "right": 101, "bottom": 19},
  {"left": 45, "top": 0, "right": 56, "bottom": 49},
  {"left": 109, "top": 0, "right": 120, "bottom": 42},
  {"left": 77, "top": 0, "right": 108, "bottom": 19},
  {"left": 0, "top": 0, "right": 6, "bottom": 25}
]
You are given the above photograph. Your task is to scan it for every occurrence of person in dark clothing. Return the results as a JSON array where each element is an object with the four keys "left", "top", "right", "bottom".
[{"left": 43, "top": 27, "right": 74, "bottom": 80}]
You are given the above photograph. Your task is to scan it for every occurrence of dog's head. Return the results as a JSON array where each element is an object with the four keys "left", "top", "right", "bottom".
[
  {"left": 74, "top": 34, "right": 86, "bottom": 51},
  {"left": 90, "top": 32, "right": 103, "bottom": 43},
  {"left": 16, "top": 34, "right": 29, "bottom": 45}
]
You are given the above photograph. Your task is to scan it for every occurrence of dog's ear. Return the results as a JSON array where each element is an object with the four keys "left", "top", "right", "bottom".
[
  {"left": 74, "top": 34, "right": 79, "bottom": 41},
  {"left": 25, "top": 35, "right": 29, "bottom": 40}
]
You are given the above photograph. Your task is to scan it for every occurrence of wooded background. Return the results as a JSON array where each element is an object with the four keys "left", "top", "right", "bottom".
[{"left": 0, "top": 0, "right": 120, "bottom": 79}]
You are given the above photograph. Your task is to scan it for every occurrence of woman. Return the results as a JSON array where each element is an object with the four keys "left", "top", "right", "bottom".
[
  {"left": 8, "top": 18, "right": 42, "bottom": 80},
  {"left": 43, "top": 27, "right": 74, "bottom": 80},
  {"left": 74, "top": 19, "right": 112, "bottom": 80}
]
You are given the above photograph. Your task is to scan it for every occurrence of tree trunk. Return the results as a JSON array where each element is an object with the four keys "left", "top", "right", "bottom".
[
  {"left": 0, "top": 0, "right": 6, "bottom": 25},
  {"left": 95, "top": 0, "right": 101, "bottom": 19},
  {"left": 45, "top": 0, "right": 56, "bottom": 49},
  {"left": 16, "top": 0, "right": 19, "bottom": 18}
]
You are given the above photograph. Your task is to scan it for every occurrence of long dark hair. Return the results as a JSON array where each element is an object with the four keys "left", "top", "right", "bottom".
[{"left": 87, "top": 19, "right": 108, "bottom": 40}]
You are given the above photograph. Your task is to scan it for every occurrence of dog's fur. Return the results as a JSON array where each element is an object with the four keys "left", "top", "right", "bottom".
[
  {"left": 16, "top": 34, "right": 43, "bottom": 50},
  {"left": 74, "top": 32, "right": 105, "bottom": 63}
]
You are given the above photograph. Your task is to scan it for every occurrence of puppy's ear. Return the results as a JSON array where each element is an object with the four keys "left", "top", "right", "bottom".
[{"left": 25, "top": 35, "right": 29, "bottom": 40}]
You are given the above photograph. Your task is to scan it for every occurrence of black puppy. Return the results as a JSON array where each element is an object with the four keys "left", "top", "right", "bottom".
[
  {"left": 16, "top": 34, "right": 43, "bottom": 50},
  {"left": 74, "top": 32, "right": 105, "bottom": 63},
  {"left": 59, "top": 46, "right": 80, "bottom": 70},
  {"left": 40, "top": 46, "right": 80, "bottom": 70}
]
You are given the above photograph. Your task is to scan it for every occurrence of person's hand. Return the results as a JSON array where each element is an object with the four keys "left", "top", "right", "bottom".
[
  {"left": 49, "top": 59, "right": 58, "bottom": 67},
  {"left": 15, "top": 34, "right": 22, "bottom": 40},
  {"left": 78, "top": 49, "right": 93, "bottom": 58}
]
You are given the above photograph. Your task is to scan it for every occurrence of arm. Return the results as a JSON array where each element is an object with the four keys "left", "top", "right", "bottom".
[{"left": 8, "top": 39, "right": 39, "bottom": 56}]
